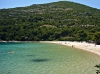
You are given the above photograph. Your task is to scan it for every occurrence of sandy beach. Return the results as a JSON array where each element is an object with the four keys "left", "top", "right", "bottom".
[{"left": 46, "top": 41, "right": 100, "bottom": 56}]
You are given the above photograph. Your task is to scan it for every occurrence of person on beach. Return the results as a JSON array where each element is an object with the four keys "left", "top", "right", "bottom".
[
  {"left": 72, "top": 45, "right": 74, "bottom": 48},
  {"left": 95, "top": 43, "right": 96, "bottom": 47}
]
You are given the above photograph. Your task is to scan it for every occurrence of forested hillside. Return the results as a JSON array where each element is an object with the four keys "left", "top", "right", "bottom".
[{"left": 0, "top": 1, "right": 100, "bottom": 41}]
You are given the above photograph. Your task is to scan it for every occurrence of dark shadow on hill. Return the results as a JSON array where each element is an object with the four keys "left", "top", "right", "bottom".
[{"left": 95, "top": 41, "right": 100, "bottom": 45}]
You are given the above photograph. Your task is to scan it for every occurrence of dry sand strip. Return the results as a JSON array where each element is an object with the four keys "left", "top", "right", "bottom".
[{"left": 46, "top": 41, "right": 100, "bottom": 56}]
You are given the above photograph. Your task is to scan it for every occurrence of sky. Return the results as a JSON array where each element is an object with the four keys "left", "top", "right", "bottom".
[{"left": 0, "top": 0, "right": 100, "bottom": 9}]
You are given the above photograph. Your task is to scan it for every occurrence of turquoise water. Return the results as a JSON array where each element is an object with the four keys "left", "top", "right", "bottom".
[{"left": 0, "top": 42, "right": 100, "bottom": 74}]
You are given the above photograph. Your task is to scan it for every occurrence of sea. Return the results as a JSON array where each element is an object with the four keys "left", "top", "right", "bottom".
[{"left": 0, "top": 42, "right": 100, "bottom": 74}]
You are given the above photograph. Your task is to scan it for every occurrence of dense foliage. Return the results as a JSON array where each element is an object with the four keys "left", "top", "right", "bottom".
[
  {"left": 95, "top": 64, "right": 100, "bottom": 74},
  {"left": 0, "top": 1, "right": 100, "bottom": 41}
]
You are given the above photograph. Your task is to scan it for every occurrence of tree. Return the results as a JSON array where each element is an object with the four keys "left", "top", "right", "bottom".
[
  {"left": 75, "top": 30, "right": 87, "bottom": 41},
  {"left": 92, "top": 32, "right": 100, "bottom": 45},
  {"left": 95, "top": 64, "right": 100, "bottom": 74},
  {"left": 93, "top": 32, "right": 100, "bottom": 41}
]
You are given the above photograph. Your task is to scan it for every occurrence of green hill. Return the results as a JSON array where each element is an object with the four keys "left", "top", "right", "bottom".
[{"left": 0, "top": 1, "right": 100, "bottom": 41}]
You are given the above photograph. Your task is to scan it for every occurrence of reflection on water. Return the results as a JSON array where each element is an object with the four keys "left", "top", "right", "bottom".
[
  {"left": 0, "top": 42, "right": 100, "bottom": 74},
  {"left": 32, "top": 59, "right": 50, "bottom": 62},
  {"left": 26, "top": 54, "right": 35, "bottom": 57}
]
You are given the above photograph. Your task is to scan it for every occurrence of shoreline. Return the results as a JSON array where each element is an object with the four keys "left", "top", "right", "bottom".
[
  {"left": 0, "top": 41, "right": 40, "bottom": 43},
  {"left": 1, "top": 41, "right": 100, "bottom": 56},
  {"left": 47, "top": 41, "right": 100, "bottom": 56}
]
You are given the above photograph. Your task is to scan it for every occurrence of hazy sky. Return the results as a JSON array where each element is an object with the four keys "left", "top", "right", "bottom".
[{"left": 0, "top": 0, "right": 100, "bottom": 9}]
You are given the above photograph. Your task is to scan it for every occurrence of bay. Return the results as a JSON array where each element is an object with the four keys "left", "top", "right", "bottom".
[{"left": 0, "top": 42, "right": 100, "bottom": 74}]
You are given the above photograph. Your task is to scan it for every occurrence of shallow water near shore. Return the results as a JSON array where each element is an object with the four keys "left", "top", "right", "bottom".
[{"left": 0, "top": 42, "right": 100, "bottom": 74}]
